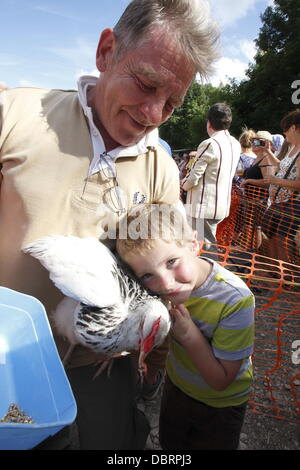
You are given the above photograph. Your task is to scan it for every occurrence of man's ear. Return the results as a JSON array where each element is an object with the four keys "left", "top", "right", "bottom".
[
  {"left": 95, "top": 28, "right": 117, "bottom": 72},
  {"left": 207, "top": 119, "right": 212, "bottom": 133}
]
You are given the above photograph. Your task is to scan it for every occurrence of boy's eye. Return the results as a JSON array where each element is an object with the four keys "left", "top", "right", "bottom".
[
  {"left": 167, "top": 258, "right": 177, "bottom": 267},
  {"left": 140, "top": 273, "right": 152, "bottom": 282}
]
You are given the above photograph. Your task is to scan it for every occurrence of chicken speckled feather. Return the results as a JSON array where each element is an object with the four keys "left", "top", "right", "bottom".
[{"left": 23, "top": 236, "right": 171, "bottom": 377}]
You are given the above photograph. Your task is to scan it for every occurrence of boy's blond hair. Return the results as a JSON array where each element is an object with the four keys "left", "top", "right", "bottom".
[{"left": 116, "top": 203, "right": 194, "bottom": 257}]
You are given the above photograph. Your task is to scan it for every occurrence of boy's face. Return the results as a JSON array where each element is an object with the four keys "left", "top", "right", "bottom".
[{"left": 121, "top": 239, "right": 201, "bottom": 305}]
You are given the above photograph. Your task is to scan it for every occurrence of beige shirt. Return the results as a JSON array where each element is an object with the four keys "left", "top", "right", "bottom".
[{"left": 0, "top": 85, "right": 179, "bottom": 367}]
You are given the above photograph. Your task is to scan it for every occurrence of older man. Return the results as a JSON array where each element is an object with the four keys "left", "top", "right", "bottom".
[{"left": 0, "top": 0, "right": 219, "bottom": 449}]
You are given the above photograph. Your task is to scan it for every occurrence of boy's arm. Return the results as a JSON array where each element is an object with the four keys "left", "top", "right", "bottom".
[{"left": 170, "top": 304, "right": 245, "bottom": 391}]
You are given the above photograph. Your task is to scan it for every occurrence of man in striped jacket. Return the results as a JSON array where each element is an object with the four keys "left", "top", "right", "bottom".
[{"left": 182, "top": 103, "right": 241, "bottom": 249}]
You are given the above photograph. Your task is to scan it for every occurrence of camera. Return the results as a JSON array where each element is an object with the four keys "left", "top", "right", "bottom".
[{"left": 252, "top": 139, "right": 266, "bottom": 147}]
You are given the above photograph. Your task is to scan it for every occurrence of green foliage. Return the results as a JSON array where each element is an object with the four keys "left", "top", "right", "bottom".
[
  {"left": 159, "top": 81, "right": 237, "bottom": 150},
  {"left": 233, "top": 0, "right": 300, "bottom": 132},
  {"left": 160, "top": 0, "right": 300, "bottom": 150}
]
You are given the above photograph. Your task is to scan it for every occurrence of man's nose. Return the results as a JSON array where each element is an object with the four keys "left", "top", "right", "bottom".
[{"left": 139, "top": 98, "right": 166, "bottom": 126}]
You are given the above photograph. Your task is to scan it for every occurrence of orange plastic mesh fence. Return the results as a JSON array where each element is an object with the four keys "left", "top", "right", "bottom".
[
  {"left": 216, "top": 184, "right": 300, "bottom": 265},
  {"left": 198, "top": 243, "right": 300, "bottom": 423}
]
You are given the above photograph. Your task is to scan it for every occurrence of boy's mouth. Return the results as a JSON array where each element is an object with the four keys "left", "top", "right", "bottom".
[{"left": 164, "top": 288, "right": 182, "bottom": 297}]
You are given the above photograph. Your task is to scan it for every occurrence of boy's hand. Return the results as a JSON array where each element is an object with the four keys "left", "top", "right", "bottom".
[
  {"left": 170, "top": 304, "right": 199, "bottom": 344},
  {"left": 170, "top": 304, "right": 244, "bottom": 391}
]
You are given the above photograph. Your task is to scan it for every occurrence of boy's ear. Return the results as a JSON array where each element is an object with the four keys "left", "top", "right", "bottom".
[
  {"left": 96, "top": 28, "right": 117, "bottom": 72},
  {"left": 191, "top": 230, "right": 200, "bottom": 255}
]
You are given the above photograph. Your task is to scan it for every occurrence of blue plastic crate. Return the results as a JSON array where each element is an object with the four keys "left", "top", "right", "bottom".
[{"left": 0, "top": 287, "right": 77, "bottom": 450}]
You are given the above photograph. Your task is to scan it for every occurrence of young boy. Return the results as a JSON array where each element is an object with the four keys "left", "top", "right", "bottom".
[{"left": 116, "top": 203, "right": 255, "bottom": 450}]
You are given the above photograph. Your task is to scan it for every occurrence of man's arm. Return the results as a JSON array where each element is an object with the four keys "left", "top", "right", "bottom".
[{"left": 182, "top": 141, "right": 213, "bottom": 191}]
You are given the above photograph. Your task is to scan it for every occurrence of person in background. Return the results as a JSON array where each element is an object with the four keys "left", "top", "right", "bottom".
[
  {"left": 117, "top": 203, "right": 255, "bottom": 450},
  {"left": 234, "top": 127, "right": 256, "bottom": 183},
  {"left": 178, "top": 153, "right": 190, "bottom": 179},
  {"left": 185, "top": 150, "right": 198, "bottom": 171},
  {"left": 0, "top": 0, "right": 219, "bottom": 450},
  {"left": 159, "top": 137, "right": 172, "bottom": 156},
  {"left": 242, "top": 131, "right": 279, "bottom": 185},
  {"left": 238, "top": 131, "right": 280, "bottom": 249},
  {"left": 272, "top": 134, "right": 285, "bottom": 158},
  {"left": 260, "top": 110, "right": 300, "bottom": 262},
  {"left": 275, "top": 138, "right": 291, "bottom": 161},
  {"left": 178, "top": 152, "right": 191, "bottom": 203},
  {"left": 182, "top": 102, "right": 241, "bottom": 251},
  {"left": 179, "top": 151, "right": 196, "bottom": 203}
]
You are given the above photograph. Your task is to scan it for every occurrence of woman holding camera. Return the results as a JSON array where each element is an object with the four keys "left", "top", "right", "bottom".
[
  {"left": 242, "top": 131, "right": 280, "bottom": 184},
  {"left": 241, "top": 115, "right": 300, "bottom": 262},
  {"left": 236, "top": 131, "right": 279, "bottom": 249}
]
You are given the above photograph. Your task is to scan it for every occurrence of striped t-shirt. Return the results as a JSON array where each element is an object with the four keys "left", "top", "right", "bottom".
[{"left": 166, "top": 258, "right": 255, "bottom": 408}]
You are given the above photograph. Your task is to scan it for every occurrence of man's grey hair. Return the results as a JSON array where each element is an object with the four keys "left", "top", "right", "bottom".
[{"left": 113, "top": 0, "right": 220, "bottom": 80}]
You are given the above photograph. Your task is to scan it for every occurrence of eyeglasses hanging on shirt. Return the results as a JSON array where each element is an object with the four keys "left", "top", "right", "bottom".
[
  {"left": 81, "top": 152, "right": 128, "bottom": 215},
  {"left": 98, "top": 153, "right": 128, "bottom": 214}
]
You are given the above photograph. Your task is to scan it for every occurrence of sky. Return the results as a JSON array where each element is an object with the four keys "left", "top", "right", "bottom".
[{"left": 0, "top": 0, "right": 275, "bottom": 90}]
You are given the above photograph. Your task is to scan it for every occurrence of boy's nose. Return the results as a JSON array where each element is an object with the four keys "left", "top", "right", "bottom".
[{"left": 158, "top": 273, "right": 175, "bottom": 292}]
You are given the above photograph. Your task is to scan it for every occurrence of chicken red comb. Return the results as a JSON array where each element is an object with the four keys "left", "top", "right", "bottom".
[{"left": 142, "top": 316, "right": 161, "bottom": 353}]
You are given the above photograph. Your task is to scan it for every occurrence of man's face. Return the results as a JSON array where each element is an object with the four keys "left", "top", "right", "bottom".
[{"left": 91, "top": 28, "right": 195, "bottom": 149}]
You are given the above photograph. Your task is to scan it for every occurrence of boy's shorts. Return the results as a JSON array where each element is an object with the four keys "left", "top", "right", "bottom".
[{"left": 159, "top": 374, "right": 247, "bottom": 450}]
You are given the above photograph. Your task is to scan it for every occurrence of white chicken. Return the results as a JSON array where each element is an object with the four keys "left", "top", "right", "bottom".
[{"left": 23, "top": 236, "right": 171, "bottom": 378}]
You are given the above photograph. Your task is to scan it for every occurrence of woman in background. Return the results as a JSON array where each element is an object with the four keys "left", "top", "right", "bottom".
[{"left": 235, "top": 128, "right": 256, "bottom": 181}]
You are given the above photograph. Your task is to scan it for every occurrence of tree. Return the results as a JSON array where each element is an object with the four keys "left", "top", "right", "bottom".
[
  {"left": 233, "top": 0, "right": 300, "bottom": 132},
  {"left": 159, "top": 82, "right": 209, "bottom": 150},
  {"left": 159, "top": 82, "right": 238, "bottom": 150}
]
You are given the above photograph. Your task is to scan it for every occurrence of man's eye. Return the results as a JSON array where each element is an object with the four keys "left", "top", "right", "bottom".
[{"left": 135, "top": 76, "right": 155, "bottom": 93}]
